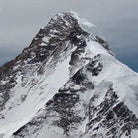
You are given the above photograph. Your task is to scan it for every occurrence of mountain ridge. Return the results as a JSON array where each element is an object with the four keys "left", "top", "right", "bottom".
[{"left": 0, "top": 11, "right": 138, "bottom": 138}]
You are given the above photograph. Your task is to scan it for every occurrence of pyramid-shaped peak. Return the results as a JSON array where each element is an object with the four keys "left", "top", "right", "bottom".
[
  {"left": 47, "top": 11, "right": 95, "bottom": 30},
  {"left": 46, "top": 11, "right": 79, "bottom": 29}
]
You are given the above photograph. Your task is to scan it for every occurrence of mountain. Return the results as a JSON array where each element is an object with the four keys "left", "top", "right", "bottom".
[{"left": 0, "top": 11, "right": 138, "bottom": 138}]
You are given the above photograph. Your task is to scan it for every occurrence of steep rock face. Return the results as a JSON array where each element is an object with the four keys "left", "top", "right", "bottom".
[
  {"left": 0, "top": 12, "right": 87, "bottom": 109},
  {"left": 0, "top": 12, "right": 138, "bottom": 138}
]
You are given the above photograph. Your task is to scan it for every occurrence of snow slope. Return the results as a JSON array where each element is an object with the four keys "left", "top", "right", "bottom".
[{"left": 0, "top": 11, "right": 138, "bottom": 138}]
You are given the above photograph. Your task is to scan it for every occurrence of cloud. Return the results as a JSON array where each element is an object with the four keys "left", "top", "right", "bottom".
[{"left": 0, "top": 0, "right": 138, "bottom": 71}]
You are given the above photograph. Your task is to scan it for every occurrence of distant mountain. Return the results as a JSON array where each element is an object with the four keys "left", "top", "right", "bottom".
[{"left": 0, "top": 11, "right": 138, "bottom": 138}]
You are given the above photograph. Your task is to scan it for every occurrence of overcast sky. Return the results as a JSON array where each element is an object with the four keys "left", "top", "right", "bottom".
[{"left": 0, "top": 0, "right": 138, "bottom": 72}]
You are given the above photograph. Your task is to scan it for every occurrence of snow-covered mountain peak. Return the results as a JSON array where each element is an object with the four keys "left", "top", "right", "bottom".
[
  {"left": 30, "top": 11, "right": 108, "bottom": 49},
  {"left": 0, "top": 12, "right": 138, "bottom": 138},
  {"left": 48, "top": 11, "right": 95, "bottom": 29}
]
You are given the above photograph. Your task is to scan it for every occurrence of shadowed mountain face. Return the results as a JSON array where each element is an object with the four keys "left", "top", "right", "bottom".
[{"left": 0, "top": 12, "right": 138, "bottom": 138}]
